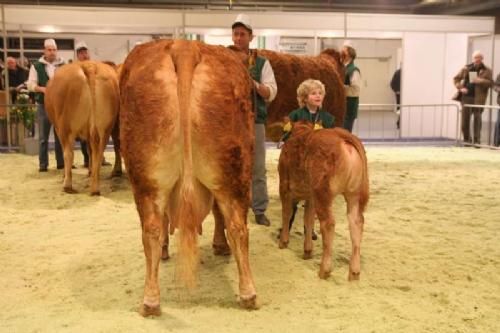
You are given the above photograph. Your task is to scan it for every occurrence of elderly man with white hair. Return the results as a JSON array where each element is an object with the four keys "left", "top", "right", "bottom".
[
  {"left": 453, "top": 50, "right": 493, "bottom": 145},
  {"left": 27, "top": 38, "right": 65, "bottom": 171}
]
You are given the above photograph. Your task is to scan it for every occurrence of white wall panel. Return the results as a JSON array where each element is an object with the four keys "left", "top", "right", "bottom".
[
  {"left": 401, "top": 32, "right": 446, "bottom": 138},
  {"left": 5, "top": 6, "right": 183, "bottom": 32},
  {"left": 442, "top": 33, "right": 468, "bottom": 139},
  {"left": 347, "top": 13, "right": 494, "bottom": 34}
]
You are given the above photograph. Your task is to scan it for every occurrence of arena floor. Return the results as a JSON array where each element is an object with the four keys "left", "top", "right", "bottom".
[{"left": 1, "top": 146, "right": 499, "bottom": 332}]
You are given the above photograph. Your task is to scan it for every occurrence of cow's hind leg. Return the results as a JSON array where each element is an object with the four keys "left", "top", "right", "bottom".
[
  {"left": 215, "top": 197, "right": 257, "bottom": 309},
  {"left": 136, "top": 194, "right": 164, "bottom": 317},
  {"left": 61, "top": 135, "right": 77, "bottom": 193},
  {"left": 346, "top": 194, "right": 364, "bottom": 281},
  {"left": 303, "top": 200, "right": 315, "bottom": 259},
  {"left": 110, "top": 121, "right": 122, "bottom": 178},
  {"left": 161, "top": 211, "right": 170, "bottom": 260},
  {"left": 89, "top": 133, "right": 106, "bottom": 195},
  {"left": 315, "top": 201, "right": 335, "bottom": 279},
  {"left": 278, "top": 197, "right": 293, "bottom": 249},
  {"left": 212, "top": 200, "right": 231, "bottom": 256}
]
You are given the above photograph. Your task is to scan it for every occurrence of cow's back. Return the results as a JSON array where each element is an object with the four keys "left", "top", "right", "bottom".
[
  {"left": 46, "top": 61, "right": 119, "bottom": 141},
  {"left": 120, "top": 39, "right": 254, "bottom": 221}
]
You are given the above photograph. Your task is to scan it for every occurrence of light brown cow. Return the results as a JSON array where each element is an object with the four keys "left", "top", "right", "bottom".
[
  {"left": 45, "top": 61, "right": 120, "bottom": 195},
  {"left": 278, "top": 122, "right": 369, "bottom": 280},
  {"left": 120, "top": 39, "right": 257, "bottom": 316},
  {"left": 258, "top": 49, "right": 346, "bottom": 141}
]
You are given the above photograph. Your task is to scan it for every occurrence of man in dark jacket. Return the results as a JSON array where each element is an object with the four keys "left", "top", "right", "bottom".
[
  {"left": 494, "top": 72, "right": 500, "bottom": 146},
  {"left": 390, "top": 68, "right": 401, "bottom": 129},
  {"left": 4, "top": 57, "right": 28, "bottom": 103}
]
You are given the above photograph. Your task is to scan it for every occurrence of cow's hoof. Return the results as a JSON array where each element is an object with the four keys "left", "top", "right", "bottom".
[
  {"left": 161, "top": 246, "right": 170, "bottom": 261},
  {"left": 348, "top": 269, "right": 360, "bottom": 281},
  {"left": 213, "top": 244, "right": 231, "bottom": 256},
  {"left": 318, "top": 269, "right": 331, "bottom": 280},
  {"left": 303, "top": 250, "right": 313, "bottom": 260},
  {"left": 63, "top": 187, "right": 77, "bottom": 194},
  {"left": 239, "top": 294, "right": 257, "bottom": 310},
  {"left": 139, "top": 303, "right": 161, "bottom": 317},
  {"left": 90, "top": 191, "right": 101, "bottom": 196},
  {"left": 278, "top": 240, "right": 288, "bottom": 249}
]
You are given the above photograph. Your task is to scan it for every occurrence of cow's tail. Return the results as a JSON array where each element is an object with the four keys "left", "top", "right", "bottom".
[
  {"left": 171, "top": 41, "right": 202, "bottom": 289},
  {"left": 80, "top": 62, "right": 98, "bottom": 144}
]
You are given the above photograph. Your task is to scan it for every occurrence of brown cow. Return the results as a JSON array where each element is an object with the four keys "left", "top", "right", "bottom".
[
  {"left": 278, "top": 122, "right": 369, "bottom": 280},
  {"left": 45, "top": 61, "right": 120, "bottom": 194},
  {"left": 258, "top": 49, "right": 346, "bottom": 141},
  {"left": 120, "top": 39, "right": 257, "bottom": 316}
]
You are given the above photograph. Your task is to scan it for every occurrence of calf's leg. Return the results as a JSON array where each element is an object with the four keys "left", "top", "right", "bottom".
[
  {"left": 279, "top": 197, "right": 294, "bottom": 249},
  {"left": 315, "top": 203, "right": 335, "bottom": 279},
  {"left": 303, "top": 200, "right": 315, "bottom": 259},
  {"left": 346, "top": 194, "right": 364, "bottom": 281}
]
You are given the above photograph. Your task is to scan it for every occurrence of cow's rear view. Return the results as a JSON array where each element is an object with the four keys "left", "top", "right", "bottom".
[
  {"left": 120, "top": 40, "right": 256, "bottom": 316},
  {"left": 45, "top": 61, "right": 120, "bottom": 195}
]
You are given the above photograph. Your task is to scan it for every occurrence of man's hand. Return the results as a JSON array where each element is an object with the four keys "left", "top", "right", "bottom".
[
  {"left": 36, "top": 86, "right": 46, "bottom": 94},
  {"left": 253, "top": 80, "right": 270, "bottom": 100},
  {"left": 460, "top": 88, "right": 468, "bottom": 94}
]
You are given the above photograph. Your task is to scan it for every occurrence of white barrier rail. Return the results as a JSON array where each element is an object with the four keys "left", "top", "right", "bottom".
[
  {"left": 357, "top": 103, "right": 461, "bottom": 144},
  {"left": 462, "top": 104, "right": 500, "bottom": 149}
]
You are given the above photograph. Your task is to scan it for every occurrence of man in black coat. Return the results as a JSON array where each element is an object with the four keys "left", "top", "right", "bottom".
[{"left": 4, "top": 57, "right": 28, "bottom": 103}]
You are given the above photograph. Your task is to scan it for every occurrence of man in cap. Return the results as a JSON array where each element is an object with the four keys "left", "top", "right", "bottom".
[
  {"left": 75, "top": 41, "right": 90, "bottom": 62},
  {"left": 27, "top": 38, "right": 65, "bottom": 172},
  {"left": 232, "top": 13, "right": 278, "bottom": 227},
  {"left": 453, "top": 50, "right": 493, "bottom": 145},
  {"left": 341, "top": 40, "right": 361, "bottom": 132}
]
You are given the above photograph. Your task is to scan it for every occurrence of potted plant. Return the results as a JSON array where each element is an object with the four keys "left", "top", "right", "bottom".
[{"left": 11, "top": 90, "right": 37, "bottom": 154}]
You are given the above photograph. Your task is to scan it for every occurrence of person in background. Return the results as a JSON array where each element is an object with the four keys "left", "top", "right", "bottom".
[
  {"left": 232, "top": 13, "right": 278, "bottom": 226},
  {"left": 74, "top": 41, "right": 111, "bottom": 167},
  {"left": 341, "top": 40, "right": 361, "bottom": 133},
  {"left": 3, "top": 57, "right": 29, "bottom": 103},
  {"left": 390, "top": 67, "right": 401, "bottom": 129},
  {"left": 453, "top": 50, "right": 493, "bottom": 145},
  {"left": 27, "top": 38, "right": 65, "bottom": 172},
  {"left": 493, "top": 72, "right": 500, "bottom": 146}
]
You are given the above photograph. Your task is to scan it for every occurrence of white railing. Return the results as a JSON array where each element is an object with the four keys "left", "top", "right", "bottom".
[
  {"left": 356, "top": 103, "right": 461, "bottom": 144},
  {"left": 462, "top": 104, "right": 500, "bottom": 149}
]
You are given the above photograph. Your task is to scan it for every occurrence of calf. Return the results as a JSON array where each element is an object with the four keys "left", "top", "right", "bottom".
[{"left": 278, "top": 122, "right": 369, "bottom": 280}]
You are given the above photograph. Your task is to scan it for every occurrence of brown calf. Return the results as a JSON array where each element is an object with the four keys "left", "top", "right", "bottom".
[
  {"left": 120, "top": 39, "right": 257, "bottom": 316},
  {"left": 278, "top": 122, "right": 369, "bottom": 280}
]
